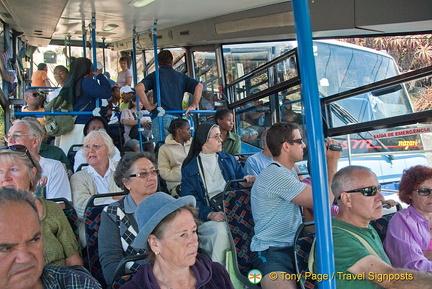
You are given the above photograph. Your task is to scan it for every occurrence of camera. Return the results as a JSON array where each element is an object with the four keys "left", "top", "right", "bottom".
[{"left": 325, "top": 139, "right": 342, "bottom": 151}]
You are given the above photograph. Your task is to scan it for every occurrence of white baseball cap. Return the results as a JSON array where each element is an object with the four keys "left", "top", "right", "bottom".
[{"left": 120, "top": 85, "right": 134, "bottom": 94}]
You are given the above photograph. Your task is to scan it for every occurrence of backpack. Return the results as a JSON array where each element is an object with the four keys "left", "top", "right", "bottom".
[{"left": 44, "top": 96, "right": 92, "bottom": 137}]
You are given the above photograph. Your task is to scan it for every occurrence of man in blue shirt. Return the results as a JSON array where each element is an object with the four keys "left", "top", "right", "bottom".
[
  {"left": 0, "top": 187, "right": 101, "bottom": 289},
  {"left": 135, "top": 50, "right": 203, "bottom": 143}
]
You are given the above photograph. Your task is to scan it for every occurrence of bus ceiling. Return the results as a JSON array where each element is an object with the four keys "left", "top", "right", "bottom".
[{"left": 1, "top": 0, "right": 432, "bottom": 49}]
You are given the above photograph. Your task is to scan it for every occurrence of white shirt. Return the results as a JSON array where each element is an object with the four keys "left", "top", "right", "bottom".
[
  {"left": 85, "top": 160, "right": 117, "bottom": 195},
  {"left": 39, "top": 156, "right": 72, "bottom": 201},
  {"left": 198, "top": 152, "right": 225, "bottom": 198}
]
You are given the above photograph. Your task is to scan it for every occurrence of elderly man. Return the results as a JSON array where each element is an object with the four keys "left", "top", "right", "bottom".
[
  {"left": 22, "top": 90, "right": 45, "bottom": 126},
  {"left": 5, "top": 118, "right": 71, "bottom": 200},
  {"left": 250, "top": 122, "right": 341, "bottom": 289},
  {"left": 0, "top": 187, "right": 101, "bottom": 289},
  {"left": 315, "top": 165, "right": 432, "bottom": 289}
]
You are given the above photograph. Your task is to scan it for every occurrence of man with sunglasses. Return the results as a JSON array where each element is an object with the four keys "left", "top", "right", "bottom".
[
  {"left": 325, "top": 165, "right": 432, "bottom": 289},
  {"left": 6, "top": 118, "right": 72, "bottom": 201},
  {"left": 250, "top": 122, "right": 341, "bottom": 289},
  {"left": 22, "top": 89, "right": 45, "bottom": 126}
]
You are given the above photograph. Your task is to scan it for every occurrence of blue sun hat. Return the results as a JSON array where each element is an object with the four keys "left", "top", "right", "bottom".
[{"left": 132, "top": 192, "right": 196, "bottom": 250}]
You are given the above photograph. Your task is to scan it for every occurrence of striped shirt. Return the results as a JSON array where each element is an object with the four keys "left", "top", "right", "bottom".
[{"left": 251, "top": 161, "right": 306, "bottom": 252}]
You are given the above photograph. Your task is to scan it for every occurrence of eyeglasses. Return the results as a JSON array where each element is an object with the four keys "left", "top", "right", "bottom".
[
  {"left": 415, "top": 188, "right": 432, "bottom": 196},
  {"left": 0, "top": 145, "right": 37, "bottom": 168},
  {"left": 4, "top": 132, "right": 31, "bottom": 142},
  {"left": 287, "top": 138, "right": 304, "bottom": 145},
  {"left": 83, "top": 143, "right": 106, "bottom": 151},
  {"left": 31, "top": 92, "right": 41, "bottom": 98},
  {"left": 339, "top": 185, "right": 381, "bottom": 199},
  {"left": 208, "top": 134, "right": 222, "bottom": 140},
  {"left": 129, "top": 169, "right": 159, "bottom": 178}
]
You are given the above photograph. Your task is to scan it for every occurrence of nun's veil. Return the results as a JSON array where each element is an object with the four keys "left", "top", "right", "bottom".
[
  {"left": 182, "top": 123, "right": 218, "bottom": 168},
  {"left": 58, "top": 57, "right": 92, "bottom": 103}
]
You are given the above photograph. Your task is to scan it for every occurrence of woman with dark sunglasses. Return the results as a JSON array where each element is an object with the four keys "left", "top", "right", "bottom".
[
  {"left": 0, "top": 145, "right": 83, "bottom": 267},
  {"left": 384, "top": 165, "right": 432, "bottom": 271}
]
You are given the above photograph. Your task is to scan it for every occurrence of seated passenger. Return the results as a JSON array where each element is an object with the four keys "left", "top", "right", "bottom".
[
  {"left": 0, "top": 187, "right": 101, "bottom": 288},
  {"left": 121, "top": 192, "right": 234, "bottom": 289},
  {"left": 157, "top": 118, "right": 192, "bottom": 197},
  {"left": 70, "top": 130, "right": 122, "bottom": 246},
  {"left": 6, "top": 118, "right": 72, "bottom": 200},
  {"left": 73, "top": 116, "right": 121, "bottom": 172},
  {"left": 244, "top": 129, "right": 272, "bottom": 175},
  {"left": 384, "top": 165, "right": 432, "bottom": 271},
  {"left": 0, "top": 146, "right": 83, "bottom": 267},
  {"left": 99, "top": 152, "right": 158, "bottom": 284},
  {"left": 120, "top": 98, "right": 153, "bottom": 152},
  {"left": 314, "top": 165, "right": 432, "bottom": 289},
  {"left": 250, "top": 122, "right": 340, "bottom": 289},
  {"left": 181, "top": 123, "right": 255, "bottom": 265},
  {"left": 215, "top": 109, "right": 241, "bottom": 156}
]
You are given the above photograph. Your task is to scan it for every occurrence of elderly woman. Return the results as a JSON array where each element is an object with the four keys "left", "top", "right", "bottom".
[
  {"left": 120, "top": 192, "right": 234, "bottom": 289},
  {"left": 158, "top": 118, "right": 192, "bottom": 196},
  {"left": 99, "top": 152, "right": 158, "bottom": 285},
  {"left": 384, "top": 165, "right": 432, "bottom": 271},
  {"left": 0, "top": 145, "right": 82, "bottom": 267},
  {"left": 181, "top": 123, "right": 255, "bottom": 265},
  {"left": 71, "top": 130, "right": 122, "bottom": 245}
]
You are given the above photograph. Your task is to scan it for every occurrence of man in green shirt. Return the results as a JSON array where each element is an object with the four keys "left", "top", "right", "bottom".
[{"left": 315, "top": 165, "right": 432, "bottom": 289}]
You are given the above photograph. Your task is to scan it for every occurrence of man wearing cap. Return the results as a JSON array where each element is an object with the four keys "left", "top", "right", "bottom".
[
  {"left": 121, "top": 192, "right": 234, "bottom": 289},
  {"left": 311, "top": 165, "right": 432, "bottom": 289},
  {"left": 0, "top": 187, "right": 101, "bottom": 289},
  {"left": 136, "top": 50, "right": 203, "bottom": 143}
]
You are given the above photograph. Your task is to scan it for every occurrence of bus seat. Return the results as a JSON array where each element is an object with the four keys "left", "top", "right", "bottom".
[
  {"left": 76, "top": 163, "right": 89, "bottom": 172},
  {"left": 223, "top": 180, "right": 256, "bottom": 283},
  {"left": 293, "top": 221, "right": 316, "bottom": 289},
  {"left": 110, "top": 254, "right": 148, "bottom": 289},
  {"left": 84, "top": 192, "right": 127, "bottom": 289},
  {"left": 48, "top": 197, "right": 80, "bottom": 247},
  {"left": 67, "top": 144, "right": 83, "bottom": 172},
  {"left": 369, "top": 212, "right": 397, "bottom": 243}
]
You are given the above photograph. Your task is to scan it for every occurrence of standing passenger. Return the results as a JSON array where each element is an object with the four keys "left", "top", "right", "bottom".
[
  {"left": 56, "top": 57, "right": 111, "bottom": 154},
  {"left": 116, "top": 56, "right": 132, "bottom": 87},
  {"left": 31, "top": 63, "right": 51, "bottom": 87},
  {"left": 135, "top": 50, "right": 203, "bottom": 142}
]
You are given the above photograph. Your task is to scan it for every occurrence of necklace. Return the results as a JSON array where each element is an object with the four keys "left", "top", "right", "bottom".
[
  {"left": 202, "top": 162, "right": 218, "bottom": 182},
  {"left": 200, "top": 154, "right": 219, "bottom": 183}
]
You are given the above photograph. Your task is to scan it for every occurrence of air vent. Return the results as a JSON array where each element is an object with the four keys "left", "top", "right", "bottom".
[
  {"left": 34, "top": 30, "right": 43, "bottom": 33},
  {"left": 179, "top": 30, "right": 190, "bottom": 36}
]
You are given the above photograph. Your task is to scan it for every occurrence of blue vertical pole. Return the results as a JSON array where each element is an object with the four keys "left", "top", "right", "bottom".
[
  {"left": 152, "top": 20, "right": 163, "bottom": 143},
  {"left": 91, "top": 12, "right": 99, "bottom": 110},
  {"left": 82, "top": 21, "right": 86, "bottom": 58},
  {"left": 292, "top": 1, "right": 336, "bottom": 289},
  {"left": 102, "top": 37, "right": 106, "bottom": 73},
  {"left": 133, "top": 28, "right": 143, "bottom": 151}
]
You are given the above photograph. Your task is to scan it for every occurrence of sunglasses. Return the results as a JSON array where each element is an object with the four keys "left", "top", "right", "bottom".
[
  {"left": 129, "top": 169, "right": 159, "bottom": 179},
  {"left": 415, "top": 188, "right": 432, "bottom": 197},
  {"left": 287, "top": 138, "right": 304, "bottom": 145},
  {"left": 0, "top": 145, "right": 37, "bottom": 168},
  {"left": 32, "top": 92, "right": 41, "bottom": 97},
  {"left": 339, "top": 185, "right": 381, "bottom": 199}
]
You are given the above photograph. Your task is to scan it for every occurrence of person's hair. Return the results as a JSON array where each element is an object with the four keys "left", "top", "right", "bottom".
[
  {"left": 147, "top": 205, "right": 198, "bottom": 260},
  {"left": 399, "top": 165, "right": 432, "bottom": 205},
  {"left": 114, "top": 152, "right": 157, "bottom": 192},
  {"left": 168, "top": 118, "right": 189, "bottom": 137},
  {"left": 83, "top": 130, "right": 116, "bottom": 158},
  {"left": 83, "top": 116, "right": 109, "bottom": 136},
  {"left": 0, "top": 150, "right": 42, "bottom": 192},
  {"left": 0, "top": 187, "right": 38, "bottom": 215},
  {"left": 158, "top": 50, "right": 173, "bottom": 66},
  {"left": 13, "top": 117, "right": 44, "bottom": 152},
  {"left": 266, "top": 122, "right": 299, "bottom": 157},
  {"left": 37, "top": 63, "right": 47, "bottom": 70},
  {"left": 54, "top": 65, "right": 68, "bottom": 75},
  {"left": 261, "top": 128, "right": 269, "bottom": 148},
  {"left": 331, "top": 165, "right": 372, "bottom": 201},
  {"left": 214, "top": 109, "right": 233, "bottom": 124},
  {"left": 119, "top": 56, "right": 131, "bottom": 67}
]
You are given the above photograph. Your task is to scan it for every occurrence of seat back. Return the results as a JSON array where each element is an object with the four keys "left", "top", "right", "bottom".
[
  {"left": 369, "top": 212, "right": 397, "bottom": 242},
  {"left": 110, "top": 254, "right": 148, "bottom": 289},
  {"left": 223, "top": 179, "right": 255, "bottom": 278},
  {"left": 48, "top": 197, "right": 80, "bottom": 245},
  {"left": 293, "top": 221, "right": 316, "bottom": 289},
  {"left": 84, "top": 192, "right": 127, "bottom": 289},
  {"left": 67, "top": 144, "right": 83, "bottom": 172}
]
